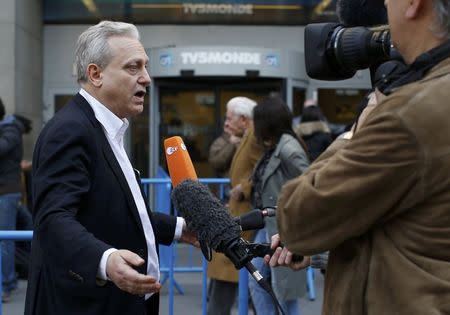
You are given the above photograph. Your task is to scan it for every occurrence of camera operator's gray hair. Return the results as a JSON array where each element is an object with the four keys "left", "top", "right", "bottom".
[
  {"left": 75, "top": 21, "right": 140, "bottom": 83},
  {"left": 227, "top": 97, "right": 257, "bottom": 119},
  {"left": 433, "top": 0, "right": 450, "bottom": 38}
]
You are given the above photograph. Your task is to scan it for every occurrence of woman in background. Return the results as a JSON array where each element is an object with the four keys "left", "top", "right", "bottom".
[{"left": 249, "top": 96, "right": 309, "bottom": 315}]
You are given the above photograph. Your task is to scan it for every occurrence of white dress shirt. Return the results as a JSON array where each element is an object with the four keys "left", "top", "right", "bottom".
[{"left": 79, "top": 89, "right": 184, "bottom": 299}]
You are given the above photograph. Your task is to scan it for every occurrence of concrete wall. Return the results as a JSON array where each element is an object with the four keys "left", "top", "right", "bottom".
[
  {"left": 16, "top": 0, "right": 43, "bottom": 159},
  {"left": 0, "top": 0, "right": 42, "bottom": 159},
  {"left": 0, "top": 0, "right": 17, "bottom": 116}
]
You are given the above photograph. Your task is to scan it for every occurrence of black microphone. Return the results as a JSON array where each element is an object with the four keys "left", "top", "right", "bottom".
[
  {"left": 171, "top": 179, "right": 273, "bottom": 289},
  {"left": 336, "top": 0, "right": 387, "bottom": 27},
  {"left": 234, "top": 207, "right": 276, "bottom": 231},
  {"left": 172, "top": 179, "right": 253, "bottom": 265}
]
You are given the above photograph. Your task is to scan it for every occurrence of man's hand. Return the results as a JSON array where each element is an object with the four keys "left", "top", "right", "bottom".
[
  {"left": 229, "top": 135, "right": 242, "bottom": 145},
  {"left": 179, "top": 223, "right": 200, "bottom": 248},
  {"left": 224, "top": 124, "right": 233, "bottom": 137},
  {"left": 263, "top": 234, "right": 310, "bottom": 271},
  {"left": 106, "top": 249, "right": 161, "bottom": 295}
]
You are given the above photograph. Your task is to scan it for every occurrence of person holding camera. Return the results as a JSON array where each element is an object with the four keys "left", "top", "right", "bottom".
[{"left": 266, "top": 1, "right": 450, "bottom": 314}]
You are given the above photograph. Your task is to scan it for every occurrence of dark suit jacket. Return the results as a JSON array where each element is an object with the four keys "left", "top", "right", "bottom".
[{"left": 25, "top": 93, "right": 176, "bottom": 315}]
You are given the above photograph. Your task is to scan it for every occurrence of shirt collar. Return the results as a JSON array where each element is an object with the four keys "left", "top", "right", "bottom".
[{"left": 79, "top": 88, "right": 129, "bottom": 141}]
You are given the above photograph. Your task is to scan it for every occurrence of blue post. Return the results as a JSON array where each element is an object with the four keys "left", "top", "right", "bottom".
[
  {"left": 238, "top": 268, "right": 249, "bottom": 315},
  {"left": 168, "top": 242, "right": 175, "bottom": 315},
  {"left": 307, "top": 267, "right": 316, "bottom": 300},
  {"left": 202, "top": 258, "right": 208, "bottom": 315},
  {"left": 0, "top": 240, "right": 2, "bottom": 315},
  {"left": 0, "top": 231, "right": 33, "bottom": 314},
  {"left": 219, "top": 184, "right": 225, "bottom": 200}
]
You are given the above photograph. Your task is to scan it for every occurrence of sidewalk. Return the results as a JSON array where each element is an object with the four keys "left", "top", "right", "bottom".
[
  {"left": 3, "top": 244, "right": 324, "bottom": 315},
  {"left": 3, "top": 271, "right": 323, "bottom": 315}
]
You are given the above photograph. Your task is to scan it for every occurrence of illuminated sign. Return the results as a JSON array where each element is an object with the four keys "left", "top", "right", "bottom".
[
  {"left": 160, "top": 54, "right": 172, "bottom": 67},
  {"left": 265, "top": 54, "right": 279, "bottom": 67},
  {"left": 182, "top": 3, "right": 253, "bottom": 15},
  {"left": 180, "top": 52, "right": 261, "bottom": 65},
  {"left": 44, "top": 0, "right": 338, "bottom": 25}
]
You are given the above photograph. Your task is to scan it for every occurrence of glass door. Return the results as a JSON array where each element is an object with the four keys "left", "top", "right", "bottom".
[
  {"left": 157, "top": 78, "right": 283, "bottom": 178},
  {"left": 159, "top": 86, "right": 217, "bottom": 178},
  {"left": 286, "top": 79, "right": 308, "bottom": 125}
]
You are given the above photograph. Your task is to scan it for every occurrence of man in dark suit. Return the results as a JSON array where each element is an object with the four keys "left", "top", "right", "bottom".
[{"left": 25, "top": 21, "right": 197, "bottom": 315}]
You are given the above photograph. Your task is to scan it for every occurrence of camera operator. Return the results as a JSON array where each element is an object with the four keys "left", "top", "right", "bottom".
[{"left": 266, "top": 1, "right": 450, "bottom": 314}]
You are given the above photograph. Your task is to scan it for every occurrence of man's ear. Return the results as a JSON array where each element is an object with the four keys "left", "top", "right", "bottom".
[
  {"left": 86, "top": 63, "right": 103, "bottom": 87},
  {"left": 405, "top": 0, "right": 422, "bottom": 19}
]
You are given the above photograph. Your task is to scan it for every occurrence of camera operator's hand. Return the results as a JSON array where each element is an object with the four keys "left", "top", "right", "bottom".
[
  {"left": 353, "top": 89, "right": 386, "bottom": 134},
  {"left": 263, "top": 234, "right": 311, "bottom": 271}
]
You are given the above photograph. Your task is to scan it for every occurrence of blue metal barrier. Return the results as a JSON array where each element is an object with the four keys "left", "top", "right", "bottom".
[
  {"left": 0, "top": 177, "right": 316, "bottom": 315},
  {"left": 140, "top": 177, "right": 230, "bottom": 315},
  {"left": 0, "top": 231, "right": 33, "bottom": 314}
]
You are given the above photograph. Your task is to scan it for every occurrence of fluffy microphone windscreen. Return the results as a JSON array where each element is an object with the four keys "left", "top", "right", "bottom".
[
  {"left": 164, "top": 136, "right": 198, "bottom": 187},
  {"left": 336, "top": 0, "right": 387, "bottom": 27},
  {"left": 172, "top": 179, "right": 241, "bottom": 252}
]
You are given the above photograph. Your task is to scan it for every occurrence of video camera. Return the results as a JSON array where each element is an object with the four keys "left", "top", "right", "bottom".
[
  {"left": 304, "top": 0, "right": 410, "bottom": 87},
  {"left": 305, "top": 22, "right": 397, "bottom": 81}
]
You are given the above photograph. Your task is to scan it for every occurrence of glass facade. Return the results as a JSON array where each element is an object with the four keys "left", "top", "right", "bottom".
[
  {"left": 158, "top": 78, "right": 282, "bottom": 178},
  {"left": 44, "top": 0, "right": 338, "bottom": 24},
  {"left": 318, "top": 88, "right": 370, "bottom": 124}
]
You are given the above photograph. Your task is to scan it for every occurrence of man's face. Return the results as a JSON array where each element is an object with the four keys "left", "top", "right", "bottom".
[
  {"left": 98, "top": 36, "right": 151, "bottom": 118},
  {"left": 224, "top": 109, "right": 246, "bottom": 137}
]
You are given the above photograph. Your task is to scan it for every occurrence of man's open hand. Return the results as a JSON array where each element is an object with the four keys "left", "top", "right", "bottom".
[{"left": 106, "top": 249, "right": 161, "bottom": 295}]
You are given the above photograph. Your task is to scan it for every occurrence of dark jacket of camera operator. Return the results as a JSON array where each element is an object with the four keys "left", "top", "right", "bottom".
[{"left": 276, "top": 1, "right": 450, "bottom": 314}]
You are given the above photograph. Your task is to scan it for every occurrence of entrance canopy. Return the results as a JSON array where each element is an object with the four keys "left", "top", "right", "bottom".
[{"left": 149, "top": 46, "right": 307, "bottom": 80}]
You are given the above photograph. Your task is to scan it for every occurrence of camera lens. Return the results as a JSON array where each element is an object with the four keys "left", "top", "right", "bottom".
[{"left": 334, "top": 27, "right": 391, "bottom": 72}]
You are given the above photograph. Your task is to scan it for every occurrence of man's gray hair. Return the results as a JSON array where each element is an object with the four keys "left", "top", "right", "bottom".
[
  {"left": 433, "top": 0, "right": 450, "bottom": 38},
  {"left": 226, "top": 97, "right": 257, "bottom": 119},
  {"left": 75, "top": 21, "right": 140, "bottom": 83}
]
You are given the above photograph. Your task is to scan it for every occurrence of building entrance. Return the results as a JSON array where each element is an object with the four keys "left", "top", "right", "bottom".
[{"left": 154, "top": 77, "right": 283, "bottom": 178}]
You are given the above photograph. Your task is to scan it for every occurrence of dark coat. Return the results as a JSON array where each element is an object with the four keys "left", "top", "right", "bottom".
[
  {"left": 295, "top": 121, "right": 332, "bottom": 162},
  {"left": 0, "top": 116, "right": 24, "bottom": 195},
  {"left": 25, "top": 93, "right": 176, "bottom": 315}
]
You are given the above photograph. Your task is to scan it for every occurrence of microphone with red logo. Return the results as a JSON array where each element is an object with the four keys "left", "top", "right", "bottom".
[{"left": 164, "top": 136, "right": 287, "bottom": 314}]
